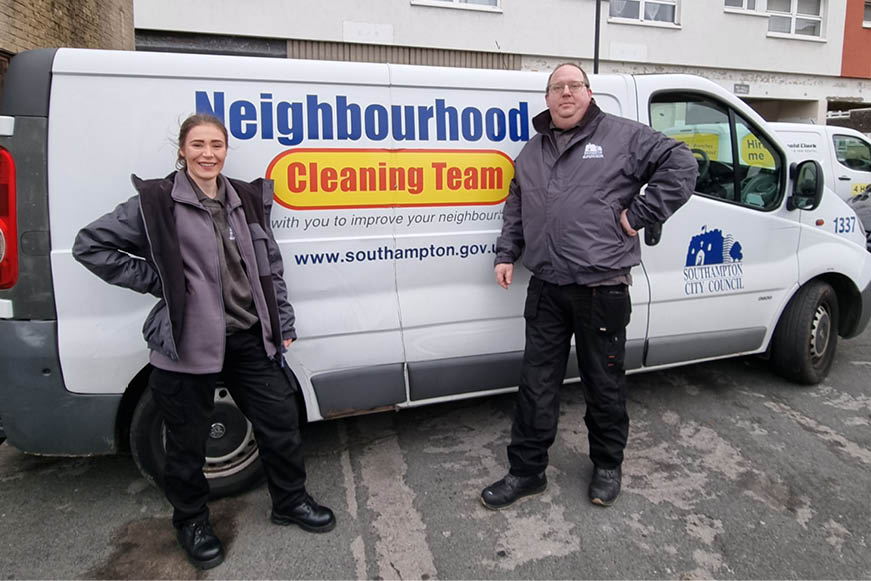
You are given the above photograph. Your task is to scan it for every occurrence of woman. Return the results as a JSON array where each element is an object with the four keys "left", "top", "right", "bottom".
[{"left": 73, "top": 114, "right": 335, "bottom": 570}]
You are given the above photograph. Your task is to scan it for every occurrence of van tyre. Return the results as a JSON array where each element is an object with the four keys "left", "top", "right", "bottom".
[
  {"left": 130, "top": 384, "right": 264, "bottom": 498},
  {"left": 771, "top": 281, "right": 839, "bottom": 385}
]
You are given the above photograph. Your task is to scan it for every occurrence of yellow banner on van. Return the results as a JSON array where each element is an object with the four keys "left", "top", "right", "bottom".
[
  {"left": 852, "top": 183, "right": 869, "bottom": 197},
  {"left": 267, "top": 148, "right": 514, "bottom": 210},
  {"left": 671, "top": 133, "right": 719, "bottom": 159},
  {"left": 740, "top": 135, "right": 776, "bottom": 169}
]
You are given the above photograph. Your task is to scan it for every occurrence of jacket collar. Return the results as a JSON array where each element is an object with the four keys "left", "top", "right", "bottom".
[
  {"left": 170, "top": 171, "right": 242, "bottom": 211},
  {"left": 532, "top": 99, "right": 603, "bottom": 138}
]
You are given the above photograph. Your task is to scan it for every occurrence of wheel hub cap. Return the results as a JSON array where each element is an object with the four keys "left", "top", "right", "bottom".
[
  {"left": 209, "top": 422, "right": 227, "bottom": 439},
  {"left": 810, "top": 305, "right": 831, "bottom": 359}
]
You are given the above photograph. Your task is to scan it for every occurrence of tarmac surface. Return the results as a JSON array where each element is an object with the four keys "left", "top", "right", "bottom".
[{"left": 1, "top": 325, "right": 870, "bottom": 579}]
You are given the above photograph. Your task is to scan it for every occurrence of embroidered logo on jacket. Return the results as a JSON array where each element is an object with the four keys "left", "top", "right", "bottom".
[{"left": 582, "top": 143, "right": 604, "bottom": 159}]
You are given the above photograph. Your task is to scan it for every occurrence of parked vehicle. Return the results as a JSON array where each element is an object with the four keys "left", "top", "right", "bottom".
[
  {"left": 1, "top": 49, "right": 869, "bottom": 496},
  {"left": 771, "top": 122, "right": 871, "bottom": 200}
]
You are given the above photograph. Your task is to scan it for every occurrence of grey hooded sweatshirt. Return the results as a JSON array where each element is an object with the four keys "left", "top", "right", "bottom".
[{"left": 495, "top": 101, "right": 698, "bottom": 285}]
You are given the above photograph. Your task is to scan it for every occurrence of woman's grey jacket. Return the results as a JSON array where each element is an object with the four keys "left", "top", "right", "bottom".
[
  {"left": 72, "top": 171, "right": 295, "bottom": 374},
  {"left": 495, "top": 102, "right": 698, "bottom": 285}
]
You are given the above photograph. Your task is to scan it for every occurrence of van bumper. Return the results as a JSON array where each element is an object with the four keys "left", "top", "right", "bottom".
[{"left": 0, "top": 320, "right": 120, "bottom": 454}]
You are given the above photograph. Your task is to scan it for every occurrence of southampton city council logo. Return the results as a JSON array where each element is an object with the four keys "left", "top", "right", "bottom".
[{"left": 684, "top": 225, "right": 744, "bottom": 296}]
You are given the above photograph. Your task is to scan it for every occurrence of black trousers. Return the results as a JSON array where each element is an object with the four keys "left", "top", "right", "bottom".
[
  {"left": 507, "top": 277, "right": 631, "bottom": 476},
  {"left": 148, "top": 325, "right": 306, "bottom": 528}
]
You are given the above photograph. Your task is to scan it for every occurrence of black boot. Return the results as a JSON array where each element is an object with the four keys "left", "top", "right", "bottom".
[
  {"left": 176, "top": 520, "right": 224, "bottom": 570},
  {"left": 271, "top": 494, "right": 336, "bottom": 532},
  {"left": 589, "top": 465, "right": 622, "bottom": 506},
  {"left": 480, "top": 472, "right": 547, "bottom": 510}
]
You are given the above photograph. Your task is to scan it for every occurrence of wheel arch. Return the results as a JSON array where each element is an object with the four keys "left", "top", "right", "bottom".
[{"left": 809, "top": 273, "right": 862, "bottom": 338}]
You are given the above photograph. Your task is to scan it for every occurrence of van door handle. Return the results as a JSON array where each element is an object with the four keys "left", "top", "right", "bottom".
[
  {"left": 645, "top": 222, "right": 662, "bottom": 246},
  {"left": 838, "top": 175, "right": 851, "bottom": 181}
]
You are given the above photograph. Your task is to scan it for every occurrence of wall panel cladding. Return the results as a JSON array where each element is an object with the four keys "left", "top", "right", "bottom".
[
  {"left": 287, "top": 39, "right": 521, "bottom": 70},
  {"left": 0, "top": 0, "right": 134, "bottom": 54}
]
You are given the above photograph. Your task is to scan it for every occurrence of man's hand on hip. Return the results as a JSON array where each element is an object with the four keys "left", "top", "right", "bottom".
[
  {"left": 495, "top": 263, "right": 514, "bottom": 289},
  {"left": 620, "top": 209, "right": 638, "bottom": 237}
]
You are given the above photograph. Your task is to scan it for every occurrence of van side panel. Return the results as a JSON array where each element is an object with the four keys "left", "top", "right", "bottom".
[{"left": 0, "top": 320, "right": 120, "bottom": 453}]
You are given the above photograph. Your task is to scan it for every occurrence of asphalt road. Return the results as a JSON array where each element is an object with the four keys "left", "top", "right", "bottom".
[{"left": 1, "top": 326, "right": 870, "bottom": 580}]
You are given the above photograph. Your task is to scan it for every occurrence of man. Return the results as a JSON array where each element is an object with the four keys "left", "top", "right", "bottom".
[{"left": 481, "top": 63, "right": 697, "bottom": 509}]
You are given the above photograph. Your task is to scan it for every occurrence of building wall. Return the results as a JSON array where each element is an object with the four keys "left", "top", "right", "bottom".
[
  {"left": 841, "top": 0, "right": 871, "bottom": 78},
  {"left": 0, "top": 0, "right": 134, "bottom": 94},
  {"left": 133, "top": 0, "right": 869, "bottom": 122},
  {"left": 134, "top": 0, "right": 846, "bottom": 76},
  {"left": 0, "top": 0, "right": 134, "bottom": 53}
]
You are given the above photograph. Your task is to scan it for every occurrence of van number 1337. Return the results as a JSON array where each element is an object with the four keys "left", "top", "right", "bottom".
[{"left": 834, "top": 216, "right": 856, "bottom": 234}]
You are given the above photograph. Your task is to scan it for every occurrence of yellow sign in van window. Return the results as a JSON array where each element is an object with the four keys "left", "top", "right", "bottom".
[
  {"left": 740, "top": 135, "right": 776, "bottom": 169},
  {"left": 671, "top": 133, "right": 719, "bottom": 160},
  {"left": 267, "top": 148, "right": 514, "bottom": 210}
]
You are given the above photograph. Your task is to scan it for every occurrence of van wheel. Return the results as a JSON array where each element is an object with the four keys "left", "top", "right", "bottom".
[
  {"left": 130, "top": 384, "right": 264, "bottom": 498},
  {"left": 771, "top": 281, "right": 839, "bottom": 385}
]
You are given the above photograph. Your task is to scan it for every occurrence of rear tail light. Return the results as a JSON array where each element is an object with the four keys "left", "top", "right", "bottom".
[{"left": 0, "top": 147, "right": 18, "bottom": 289}]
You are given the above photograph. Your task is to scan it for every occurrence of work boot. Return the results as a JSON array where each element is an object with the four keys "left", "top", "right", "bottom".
[
  {"left": 176, "top": 520, "right": 224, "bottom": 570},
  {"left": 589, "top": 465, "right": 622, "bottom": 506},
  {"left": 271, "top": 493, "right": 336, "bottom": 532},
  {"left": 480, "top": 472, "right": 547, "bottom": 510}
]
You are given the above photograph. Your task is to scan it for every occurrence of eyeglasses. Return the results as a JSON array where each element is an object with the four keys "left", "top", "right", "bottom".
[{"left": 548, "top": 82, "right": 588, "bottom": 93}]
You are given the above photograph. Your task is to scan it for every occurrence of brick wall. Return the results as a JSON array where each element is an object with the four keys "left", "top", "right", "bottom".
[{"left": 0, "top": 0, "right": 133, "bottom": 93}]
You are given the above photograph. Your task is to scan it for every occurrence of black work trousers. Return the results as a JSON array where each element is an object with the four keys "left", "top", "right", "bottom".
[
  {"left": 507, "top": 277, "right": 631, "bottom": 476},
  {"left": 148, "top": 325, "right": 306, "bottom": 528}
]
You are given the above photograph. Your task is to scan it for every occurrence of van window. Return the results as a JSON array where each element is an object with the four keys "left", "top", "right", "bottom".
[
  {"left": 833, "top": 134, "right": 871, "bottom": 172},
  {"left": 650, "top": 92, "right": 783, "bottom": 211}
]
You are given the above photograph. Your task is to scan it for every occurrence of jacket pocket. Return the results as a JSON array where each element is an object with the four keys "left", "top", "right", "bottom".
[
  {"left": 142, "top": 301, "right": 174, "bottom": 357},
  {"left": 248, "top": 223, "right": 272, "bottom": 275}
]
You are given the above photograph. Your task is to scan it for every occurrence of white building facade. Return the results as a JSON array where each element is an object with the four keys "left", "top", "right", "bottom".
[{"left": 133, "top": 0, "right": 871, "bottom": 123}]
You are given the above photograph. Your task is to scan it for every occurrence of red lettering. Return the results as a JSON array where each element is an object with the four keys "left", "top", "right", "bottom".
[
  {"left": 309, "top": 162, "right": 318, "bottom": 192},
  {"left": 321, "top": 167, "right": 337, "bottom": 193},
  {"left": 432, "top": 161, "right": 447, "bottom": 190},
  {"left": 287, "top": 162, "right": 306, "bottom": 193},
  {"left": 447, "top": 166, "right": 462, "bottom": 190}
]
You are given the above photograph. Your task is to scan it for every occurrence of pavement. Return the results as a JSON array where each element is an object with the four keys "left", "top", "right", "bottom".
[{"left": 1, "top": 325, "right": 870, "bottom": 579}]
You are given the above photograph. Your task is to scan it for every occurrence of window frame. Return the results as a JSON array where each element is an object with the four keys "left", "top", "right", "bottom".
[
  {"left": 766, "top": 0, "right": 825, "bottom": 40},
  {"left": 723, "top": 0, "right": 761, "bottom": 12},
  {"left": 832, "top": 134, "right": 871, "bottom": 172},
  {"left": 608, "top": 0, "right": 681, "bottom": 27},
  {"left": 410, "top": 0, "right": 501, "bottom": 12},
  {"left": 647, "top": 90, "right": 787, "bottom": 213},
  {"left": 864, "top": 0, "right": 871, "bottom": 28}
]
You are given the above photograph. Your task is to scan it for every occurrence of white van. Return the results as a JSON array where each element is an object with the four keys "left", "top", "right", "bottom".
[
  {"left": 771, "top": 122, "right": 871, "bottom": 200},
  {"left": 1, "top": 49, "right": 869, "bottom": 496}
]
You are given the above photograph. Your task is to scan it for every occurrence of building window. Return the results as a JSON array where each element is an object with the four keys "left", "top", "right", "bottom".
[
  {"left": 610, "top": 0, "right": 678, "bottom": 24},
  {"left": 864, "top": 0, "right": 871, "bottom": 26},
  {"left": 767, "top": 0, "right": 823, "bottom": 37},
  {"left": 411, "top": 0, "right": 500, "bottom": 10},
  {"left": 724, "top": 0, "right": 758, "bottom": 10}
]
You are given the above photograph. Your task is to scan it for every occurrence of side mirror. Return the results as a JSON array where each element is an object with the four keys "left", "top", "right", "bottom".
[{"left": 787, "top": 159, "right": 824, "bottom": 211}]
